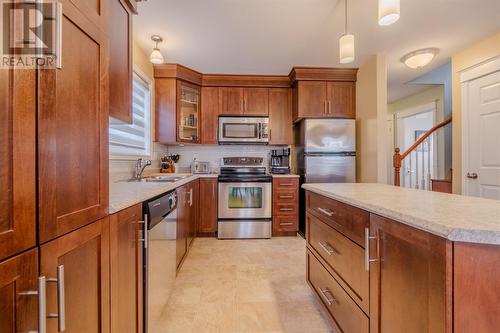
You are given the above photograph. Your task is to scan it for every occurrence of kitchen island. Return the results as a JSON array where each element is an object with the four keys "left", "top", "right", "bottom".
[{"left": 302, "top": 183, "right": 500, "bottom": 333}]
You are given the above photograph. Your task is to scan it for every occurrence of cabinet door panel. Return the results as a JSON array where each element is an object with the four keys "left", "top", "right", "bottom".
[
  {"left": 369, "top": 214, "right": 451, "bottom": 333},
  {"left": 200, "top": 87, "right": 219, "bottom": 144},
  {"left": 108, "top": 0, "right": 132, "bottom": 123},
  {"left": 176, "top": 185, "right": 188, "bottom": 268},
  {"left": 0, "top": 249, "right": 38, "bottom": 333},
  {"left": 0, "top": 67, "right": 36, "bottom": 260},
  {"left": 40, "top": 218, "right": 110, "bottom": 333},
  {"left": 110, "top": 204, "right": 142, "bottom": 333},
  {"left": 198, "top": 178, "right": 218, "bottom": 233},
  {"left": 269, "top": 88, "right": 292, "bottom": 145},
  {"left": 244, "top": 88, "right": 268, "bottom": 115},
  {"left": 297, "top": 81, "right": 326, "bottom": 118},
  {"left": 188, "top": 180, "right": 199, "bottom": 246},
  {"left": 219, "top": 87, "right": 243, "bottom": 115},
  {"left": 38, "top": 2, "right": 109, "bottom": 243},
  {"left": 68, "top": 0, "right": 108, "bottom": 30},
  {"left": 327, "top": 82, "right": 355, "bottom": 118}
]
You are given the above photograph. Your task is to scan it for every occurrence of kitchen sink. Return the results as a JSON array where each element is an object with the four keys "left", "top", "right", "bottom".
[{"left": 126, "top": 174, "right": 191, "bottom": 183}]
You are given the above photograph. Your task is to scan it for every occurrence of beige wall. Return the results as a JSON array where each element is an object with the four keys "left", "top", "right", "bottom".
[
  {"left": 356, "top": 54, "right": 388, "bottom": 183},
  {"left": 452, "top": 31, "right": 500, "bottom": 194},
  {"left": 388, "top": 86, "right": 443, "bottom": 115}
]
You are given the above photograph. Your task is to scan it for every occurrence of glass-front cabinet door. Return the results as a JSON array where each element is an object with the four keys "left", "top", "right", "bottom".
[{"left": 177, "top": 82, "right": 200, "bottom": 143}]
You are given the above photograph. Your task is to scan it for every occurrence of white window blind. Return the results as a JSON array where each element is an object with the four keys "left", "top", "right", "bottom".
[{"left": 109, "top": 71, "right": 151, "bottom": 157}]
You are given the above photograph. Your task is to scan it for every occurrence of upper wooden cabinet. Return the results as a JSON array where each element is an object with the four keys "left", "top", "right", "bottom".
[
  {"left": 269, "top": 88, "right": 293, "bottom": 145},
  {"left": 219, "top": 87, "right": 269, "bottom": 115},
  {"left": 38, "top": 0, "right": 109, "bottom": 243},
  {"left": 108, "top": 0, "right": 133, "bottom": 123},
  {"left": 289, "top": 67, "right": 358, "bottom": 121},
  {"left": 369, "top": 214, "right": 450, "bottom": 333},
  {"left": 0, "top": 68, "right": 36, "bottom": 261},
  {"left": 40, "top": 218, "right": 110, "bottom": 333},
  {"left": 110, "top": 204, "right": 143, "bottom": 333},
  {"left": 0, "top": 248, "right": 39, "bottom": 333},
  {"left": 200, "top": 87, "right": 220, "bottom": 144}
]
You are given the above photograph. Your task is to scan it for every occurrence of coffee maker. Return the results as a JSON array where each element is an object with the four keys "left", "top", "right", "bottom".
[{"left": 269, "top": 148, "right": 291, "bottom": 174}]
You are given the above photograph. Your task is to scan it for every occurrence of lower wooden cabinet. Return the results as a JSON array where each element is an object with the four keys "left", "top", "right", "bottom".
[
  {"left": 110, "top": 204, "right": 143, "bottom": 333},
  {"left": 0, "top": 248, "right": 39, "bottom": 333},
  {"left": 198, "top": 178, "right": 218, "bottom": 234},
  {"left": 40, "top": 217, "right": 110, "bottom": 333},
  {"left": 368, "top": 214, "right": 451, "bottom": 333},
  {"left": 176, "top": 180, "right": 199, "bottom": 269},
  {"left": 272, "top": 177, "right": 299, "bottom": 236}
]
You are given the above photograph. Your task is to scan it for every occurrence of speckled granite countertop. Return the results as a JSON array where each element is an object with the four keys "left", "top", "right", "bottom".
[
  {"left": 302, "top": 183, "right": 500, "bottom": 245},
  {"left": 109, "top": 174, "right": 218, "bottom": 214}
]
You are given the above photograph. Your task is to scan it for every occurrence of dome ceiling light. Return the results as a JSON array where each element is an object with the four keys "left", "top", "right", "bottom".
[
  {"left": 150, "top": 35, "right": 165, "bottom": 64},
  {"left": 401, "top": 48, "right": 439, "bottom": 69},
  {"left": 378, "top": 0, "right": 400, "bottom": 26}
]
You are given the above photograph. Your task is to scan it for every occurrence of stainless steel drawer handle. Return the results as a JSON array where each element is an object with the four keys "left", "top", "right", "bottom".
[
  {"left": 364, "top": 228, "right": 378, "bottom": 272},
  {"left": 279, "top": 195, "right": 294, "bottom": 199},
  {"left": 319, "top": 287, "right": 336, "bottom": 306},
  {"left": 47, "top": 265, "right": 66, "bottom": 332},
  {"left": 317, "top": 207, "right": 335, "bottom": 217},
  {"left": 279, "top": 183, "right": 294, "bottom": 187},
  {"left": 318, "top": 241, "right": 335, "bottom": 256},
  {"left": 280, "top": 222, "right": 294, "bottom": 226},
  {"left": 279, "top": 208, "right": 294, "bottom": 212},
  {"left": 139, "top": 215, "right": 148, "bottom": 248},
  {"left": 19, "top": 276, "right": 47, "bottom": 333}
]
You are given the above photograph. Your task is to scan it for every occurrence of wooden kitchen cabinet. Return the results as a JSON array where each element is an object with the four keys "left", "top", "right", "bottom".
[
  {"left": 219, "top": 87, "right": 269, "bottom": 115},
  {"left": 368, "top": 214, "right": 451, "bottom": 333},
  {"left": 40, "top": 217, "right": 110, "bottom": 333},
  {"left": 108, "top": 0, "right": 133, "bottom": 123},
  {"left": 0, "top": 67, "right": 36, "bottom": 261},
  {"left": 198, "top": 178, "right": 218, "bottom": 234},
  {"left": 110, "top": 204, "right": 143, "bottom": 333},
  {"left": 177, "top": 81, "right": 201, "bottom": 143},
  {"left": 268, "top": 88, "right": 292, "bottom": 145},
  {"left": 0, "top": 248, "right": 39, "bottom": 333},
  {"left": 326, "top": 82, "right": 355, "bottom": 118},
  {"left": 176, "top": 180, "right": 199, "bottom": 268},
  {"left": 272, "top": 178, "right": 299, "bottom": 236},
  {"left": 201, "top": 87, "right": 220, "bottom": 144},
  {"left": 295, "top": 81, "right": 327, "bottom": 118},
  {"left": 186, "top": 179, "right": 199, "bottom": 247},
  {"left": 38, "top": 0, "right": 109, "bottom": 243}
]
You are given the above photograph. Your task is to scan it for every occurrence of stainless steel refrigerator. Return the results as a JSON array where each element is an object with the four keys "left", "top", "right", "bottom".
[{"left": 294, "top": 119, "right": 356, "bottom": 235}]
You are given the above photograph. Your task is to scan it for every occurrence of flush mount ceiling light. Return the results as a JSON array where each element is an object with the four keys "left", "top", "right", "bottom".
[
  {"left": 378, "top": 0, "right": 400, "bottom": 26},
  {"left": 339, "top": 0, "right": 355, "bottom": 64},
  {"left": 150, "top": 35, "right": 164, "bottom": 64},
  {"left": 401, "top": 48, "right": 439, "bottom": 69}
]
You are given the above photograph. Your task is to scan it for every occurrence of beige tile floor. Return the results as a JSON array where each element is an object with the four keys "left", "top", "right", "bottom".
[{"left": 150, "top": 236, "right": 337, "bottom": 333}]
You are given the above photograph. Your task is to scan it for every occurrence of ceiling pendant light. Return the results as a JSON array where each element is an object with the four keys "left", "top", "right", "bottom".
[
  {"left": 150, "top": 35, "right": 165, "bottom": 64},
  {"left": 401, "top": 48, "right": 439, "bottom": 69},
  {"left": 378, "top": 0, "right": 400, "bottom": 26},
  {"left": 339, "top": 0, "right": 355, "bottom": 64}
]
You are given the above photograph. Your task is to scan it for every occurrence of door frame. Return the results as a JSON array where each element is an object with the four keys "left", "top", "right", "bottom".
[{"left": 460, "top": 55, "right": 500, "bottom": 196}]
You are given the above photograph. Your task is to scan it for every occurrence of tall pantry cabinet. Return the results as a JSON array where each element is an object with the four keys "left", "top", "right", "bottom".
[{"left": 1, "top": 0, "right": 116, "bottom": 331}]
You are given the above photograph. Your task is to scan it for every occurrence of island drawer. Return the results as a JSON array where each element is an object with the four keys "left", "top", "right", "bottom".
[
  {"left": 307, "top": 250, "right": 369, "bottom": 333},
  {"left": 307, "top": 213, "right": 369, "bottom": 313},
  {"left": 306, "top": 191, "right": 369, "bottom": 247}
]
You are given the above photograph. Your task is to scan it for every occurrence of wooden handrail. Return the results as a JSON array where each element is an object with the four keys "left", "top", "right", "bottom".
[{"left": 393, "top": 116, "right": 452, "bottom": 186}]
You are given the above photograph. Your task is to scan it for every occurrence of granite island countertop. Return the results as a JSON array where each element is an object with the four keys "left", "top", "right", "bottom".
[{"left": 302, "top": 183, "right": 500, "bottom": 245}]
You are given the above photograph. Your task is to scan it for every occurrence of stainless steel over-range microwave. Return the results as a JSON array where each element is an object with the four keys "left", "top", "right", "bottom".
[{"left": 218, "top": 116, "right": 269, "bottom": 144}]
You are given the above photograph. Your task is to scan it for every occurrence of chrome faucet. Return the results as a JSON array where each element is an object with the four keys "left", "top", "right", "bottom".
[{"left": 135, "top": 158, "right": 152, "bottom": 179}]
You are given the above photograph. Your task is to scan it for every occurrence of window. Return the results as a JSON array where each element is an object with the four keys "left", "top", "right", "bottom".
[{"left": 109, "top": 69, "right": 151, "bottom": 158}]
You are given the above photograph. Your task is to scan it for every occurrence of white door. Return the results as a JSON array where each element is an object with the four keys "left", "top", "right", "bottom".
[{"left": 463, "top": 70, "right": 500, "bottom": 199}]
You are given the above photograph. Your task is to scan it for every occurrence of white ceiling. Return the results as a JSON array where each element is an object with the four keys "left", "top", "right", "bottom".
[{"left": 133, "top": 0, "right": 500, "bottom": 102}]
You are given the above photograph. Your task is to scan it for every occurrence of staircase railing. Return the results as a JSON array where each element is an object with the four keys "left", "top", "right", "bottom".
[{"left": 393, "top": 116, "right": 452, "bottom": 188}]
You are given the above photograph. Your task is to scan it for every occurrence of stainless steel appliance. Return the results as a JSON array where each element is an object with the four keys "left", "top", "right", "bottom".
[
  {"left": 191, "top": 160, "right": 211, "bottom": 174},
  {"left": 218, "top": 116, "right": 269, "bottom": 144},
  {"left": 143, "top": 190, "right": 177, "bottom": 333},
  {"left": 294, "top": 119, "right": 356, "bottom": 236},
  {"left": 218, "top": 157, "right": 272, "bottom": 238},
  {"left": 269, "top": 148, "right": 291, "bottom": 174}
]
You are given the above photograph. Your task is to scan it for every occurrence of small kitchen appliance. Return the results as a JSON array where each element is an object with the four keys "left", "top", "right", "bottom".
[
  {"left": 191, "top": 160, "right": 211, "bottom": 174},
  {"left": 269, "top": 148, "right": 291, "bottom": 174}
]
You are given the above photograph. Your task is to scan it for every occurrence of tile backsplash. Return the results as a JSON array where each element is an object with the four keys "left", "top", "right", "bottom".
[{"left": 165, "top": 144, "right": 290, "bottom": 173}]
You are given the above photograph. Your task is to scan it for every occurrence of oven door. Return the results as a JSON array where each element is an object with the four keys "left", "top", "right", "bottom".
[
  {"left": 218, "top": 117, "right": 269, "bottom": 144},
  {"left": 218, "top": 182, "right": 272, "bottom": 219}
]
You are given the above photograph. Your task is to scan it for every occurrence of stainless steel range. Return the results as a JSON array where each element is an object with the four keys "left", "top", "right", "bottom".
[{"left": 218, "top": 157, "right": 272, "bottom": 239}]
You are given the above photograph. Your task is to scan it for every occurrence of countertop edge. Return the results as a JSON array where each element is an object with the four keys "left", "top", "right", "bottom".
[{"left": 302, "top": 184, "right": 500, "bottom": 246}]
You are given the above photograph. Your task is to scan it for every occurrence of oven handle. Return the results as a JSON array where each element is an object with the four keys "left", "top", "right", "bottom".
[{"left": 218, "top": 178, "right": 272, "bottom": 183}]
